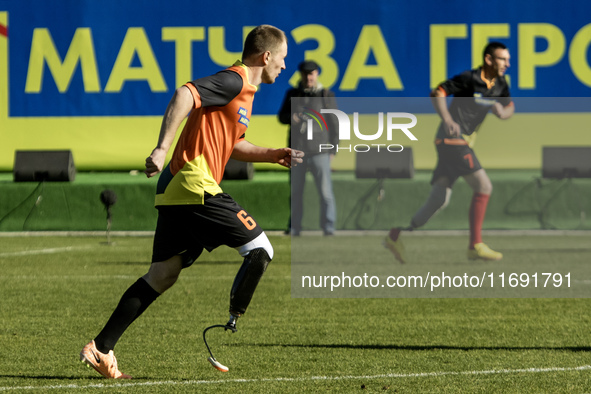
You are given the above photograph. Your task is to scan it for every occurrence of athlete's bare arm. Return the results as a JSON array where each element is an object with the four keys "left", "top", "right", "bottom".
[
  {"left": 145, "top": 86, "right": 194, "bottom": 178},
  {"left": 231, "top": 140, "right": 304, "bottom": 168},
  {"left": 491, "top": 101, "right": 515, "bottom": 120},
  {"left": 430, "top": 88, "right": 461, "bottom": 137}
]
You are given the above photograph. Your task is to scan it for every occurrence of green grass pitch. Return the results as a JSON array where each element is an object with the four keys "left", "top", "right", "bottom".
[{"left": 0, "top": 234, "right": 590, "bottom": 392}]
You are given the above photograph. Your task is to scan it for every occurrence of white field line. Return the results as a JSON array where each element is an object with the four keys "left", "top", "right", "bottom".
[
  {"left": 1, "top": 230, "right": 591, "bottom": 237},
  {"left": 0, "top": 231, "right": 154, "bottom": 237},
  {"left": 0, "top": 275, "right": 288, "bottom": 281},
  {"left": 0, "top": 365, "right": 589, "bottom": 391},
  {"left": 0, "top": 246, "right": 94, "bottom": 257},
  {"left": 0, "top": 275, "right": 138, "bottom": 280}
]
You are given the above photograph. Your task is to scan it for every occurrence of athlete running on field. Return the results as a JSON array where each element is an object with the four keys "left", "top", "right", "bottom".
[
  {"left": 80, "top": 25, "right": 303, "bottom": 379},
  {"left": 384, "top": 42, "right": 514, "bottom": 263}
]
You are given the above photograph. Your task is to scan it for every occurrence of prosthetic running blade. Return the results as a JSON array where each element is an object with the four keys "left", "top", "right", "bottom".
[{"left": 203, "top": 324, "right": 236, "bottom": 372}]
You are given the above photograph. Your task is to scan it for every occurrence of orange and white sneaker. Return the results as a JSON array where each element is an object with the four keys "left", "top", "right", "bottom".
[
  {"left": 383, "top": 228, "right": 407, "bottom": 264},
  {"left": 80, "top": 340, "right": 131, "bottom": 379},
  {"left": 468, "top": 243, "right": 503, "bottom": 261}
]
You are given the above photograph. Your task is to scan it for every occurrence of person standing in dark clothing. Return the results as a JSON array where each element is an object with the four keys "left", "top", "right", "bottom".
[{"left": 278, "top": 60, "right": 339, "bottom": 236}]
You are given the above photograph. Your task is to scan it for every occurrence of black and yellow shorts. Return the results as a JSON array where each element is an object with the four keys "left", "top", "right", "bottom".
[{"left": 152, "top": 193, "right": 263, "bottom": 268}]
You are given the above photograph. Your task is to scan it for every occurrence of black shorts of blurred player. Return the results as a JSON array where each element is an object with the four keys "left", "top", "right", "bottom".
[{"left": 431, "top": 139, "right": 482, "bottom": 186}]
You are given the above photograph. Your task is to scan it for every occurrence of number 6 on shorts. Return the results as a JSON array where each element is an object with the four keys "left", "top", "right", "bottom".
[{"left": 237, "top": 210, "right": 257, "bottom": 230}]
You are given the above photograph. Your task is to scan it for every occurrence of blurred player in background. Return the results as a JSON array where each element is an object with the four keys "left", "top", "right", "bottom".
[
  {"left": 80, "top": 24, "right": 303, "bottom": 379},
  {"left": 385, "top": 42, "right": 514, "bottom": 263}
]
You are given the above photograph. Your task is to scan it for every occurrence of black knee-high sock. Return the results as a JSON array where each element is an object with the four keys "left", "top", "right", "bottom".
[{"left": 94, "top": 278, "right": 160, "bottom": 353}]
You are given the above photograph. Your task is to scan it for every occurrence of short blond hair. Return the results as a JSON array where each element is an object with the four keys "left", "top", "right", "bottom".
[{"left": 242, "top": 25, "right": 287, "bottom": 60}]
